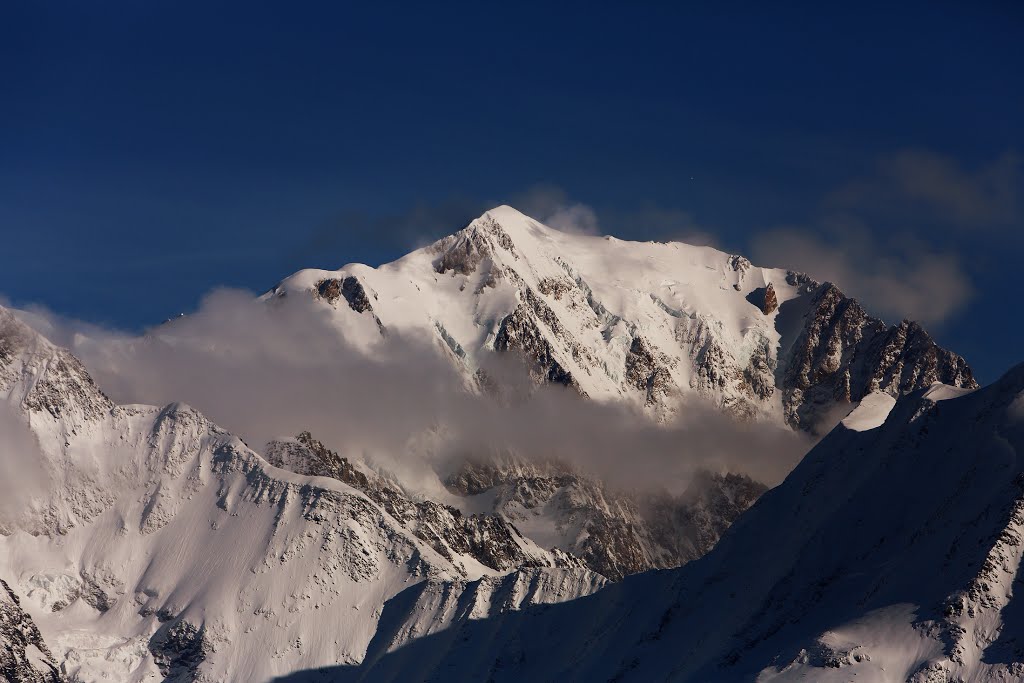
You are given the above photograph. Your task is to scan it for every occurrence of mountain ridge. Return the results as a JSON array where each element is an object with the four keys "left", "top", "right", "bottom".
[
  {"left": 276, "top": 362, "right": 1024, "bottom": 682},
  {"left": 0, "top": 206, "right": 987, "bottom": 682},
  {"left": 268, "top": 205, "right": 975, "bottom": 429}
]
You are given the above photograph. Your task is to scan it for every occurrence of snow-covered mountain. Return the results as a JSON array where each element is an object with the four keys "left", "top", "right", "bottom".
[
  {"left": 0, "top": 308, "right": 603, "bottom": 681},
  {"left": 0, "top": 205, "right": 985, "bottom": 682},
  {"left": 250, "top": 204, "right": 977, "bottom": 579},
  {"left": 293, "top": 362, "right": 1024, "bottom": 683},
  {"left": 1, "top": 578, "right": 64, "bottom": 682},
  {"left": 267, "top": 205, "right": 975, "bottom": 429}
]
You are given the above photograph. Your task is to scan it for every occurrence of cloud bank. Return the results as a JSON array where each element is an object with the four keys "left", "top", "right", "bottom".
[{"left": 18, "top": 291, "right": 810, "bottom": 494}]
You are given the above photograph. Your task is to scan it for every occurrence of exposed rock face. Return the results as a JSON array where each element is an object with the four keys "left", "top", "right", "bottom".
[
  {"left": 644, "top": 471, "right": 767, "bottom": 562},
  {"left": 265, "top": 431, "right": 369, "bottom": 489},
  {"left": 149, "top": 619, "right": 210, "bottom": 683},
  {"left": 494, "top": 302, "right": 581, "bottom": 392},
  {"left": 678, "top": 316, "right": 776, "bottom": 419},
  {"left": 314, "top": 277, "right": 343, "bottom": 304},
  {"left": 313, "top": 276, "right": 385, "bottom": 333},
  {"left": 445, "top": 459, "right": 767, "bottom": 581},
  {"left": 0, "top": 579, "right": 65, "bottom": 683},
  {"left": 341, "top": 276, "right": 373, "bottom": 313},
  {"left": 780, "top": 282, "right": 977, "bottom": 431},
  {"left": 47, "top": 572, "right": 113, "bottom": 614},
  {"left": 432, "top": 215, "right": 518, "bottom": 276},
  {"left": 761, "top": 282, "right": 778, "bottom": 315},
  {"left": 624, "top": 336, "right": 675, "bottom": 406}
]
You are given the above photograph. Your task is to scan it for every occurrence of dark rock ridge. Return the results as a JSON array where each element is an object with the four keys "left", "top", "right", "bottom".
[
  {"left": 494, "top": 301, "right": 582, "bottom": 393},
  {"left": 624, "top": 336, "right": 676, "bottom": 406},
  {"left": 445, "top": 459, "right": 767, "bottom": 581},
  {"left": 313, "top": 276, "right": 385, "bottom": 333},
  {"left": 761, "top": 282, "right": 778, "bottom": 315},
  {"left": 264, "top": 434, "right": 576, "bottom": 574},
  {"left": 148, "top": 618, "right": 210, "bottom": 683},
  {"left": 431, "top": 215, "right": 519, "bottom": 276},
  {"left": 266, "top": 431, "right": 370, "bottom": 489},
  {"left": 644, "top": 471, "right": 767, "bottom": 563},
  {"left": 0, "top": 579, "right": 65, "bottom": 683},
  {"left": 780, "top": 281, "right": 977, "bottom": 432}
]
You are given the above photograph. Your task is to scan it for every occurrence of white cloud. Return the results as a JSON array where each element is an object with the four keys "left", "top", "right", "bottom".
[
  {"left": 751, "top": 217, "right": 973, "bottom": 326},
  {"left": 17, "top": 292, "right": 810, "bottom": 493},
  {"left": 828, "top": 149, "right": 1021, "bottom": 229}
]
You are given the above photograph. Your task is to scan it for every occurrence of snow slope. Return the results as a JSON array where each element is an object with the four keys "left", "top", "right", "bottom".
[
  {"left": 311, "top": 363, "right": 1024, "bottom": 682},
  {"left": 0, "top": 307, "right": 604, "bottom": 682}
]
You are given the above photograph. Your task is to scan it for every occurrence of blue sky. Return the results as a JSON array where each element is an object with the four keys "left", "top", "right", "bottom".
[{"left": 1, "top": 2, "right": 1021, "bottom": 382}]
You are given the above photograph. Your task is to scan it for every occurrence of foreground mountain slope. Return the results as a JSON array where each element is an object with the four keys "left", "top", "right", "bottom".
[
  {"left": 0, "top": 307, "right": 604, "bottom": 682},
  {"left": 287, "top": 363, "right": 1024, "bottom": 682}
]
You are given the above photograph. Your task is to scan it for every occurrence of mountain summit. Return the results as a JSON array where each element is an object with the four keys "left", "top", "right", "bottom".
[{"left": 269, "top": 205, "right": 975, "bottom": 429}]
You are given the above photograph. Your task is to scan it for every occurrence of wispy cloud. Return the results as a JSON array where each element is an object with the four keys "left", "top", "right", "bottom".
[
  {"left": 509, "top": 185, "right": 601, "bottom": 235},
  {"left": 16, "top": 292, "right": 810, "bottom": 493},
  {"left": 748, "top": 149, "right": 1024, "bottom": 326},
  {"left": 511, "top": 185, "right": 718, "bottom": 245},
  {"left": 751, "top": 216, "right": 974, "bottom": 325},
  {"left": 828, "top": 149, "right": 1021, "bottom": 229}
]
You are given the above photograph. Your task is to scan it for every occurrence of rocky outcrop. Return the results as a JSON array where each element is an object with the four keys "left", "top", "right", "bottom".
[
  {"left": 339, "top": 276, "right": 373, "bottom": 314},
  {"left": 432, "top": 215, "right": 518, "bottom": 276},
  {"left": 265, "top": 431, "right": 369, "bottom": 489},
  {"left": 149, "top": 619, "right": 210, "bottom": 683},
  {"left": 624, "top": 336, "right": 675, "bottom": 406},
  {"left": 313, "top": 276, "right": 385, "bottom": 333},
  {"left": 761, "top": 282, "right": 778, "bottom": 315},
  {"left": 494, "top": 303, "right": 580, "bottom": 392},
  {"left": 0, "top": 579, "right": 65, "bottom": 683},
  {"left": 728, "top": 254, "right": 752, "bottom": 291},
  {"left": 780, "top": 282, "right": 977, "bottom": 432}
]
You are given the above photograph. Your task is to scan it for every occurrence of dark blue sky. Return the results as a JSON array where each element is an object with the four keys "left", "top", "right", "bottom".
[{"left": 2, "top": 2, "right": 1021, "bottom": 381}]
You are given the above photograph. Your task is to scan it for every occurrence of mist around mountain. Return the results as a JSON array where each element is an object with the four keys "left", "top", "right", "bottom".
[{"left": 0, "top": 206, "right": 995, "bottom": 682}]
